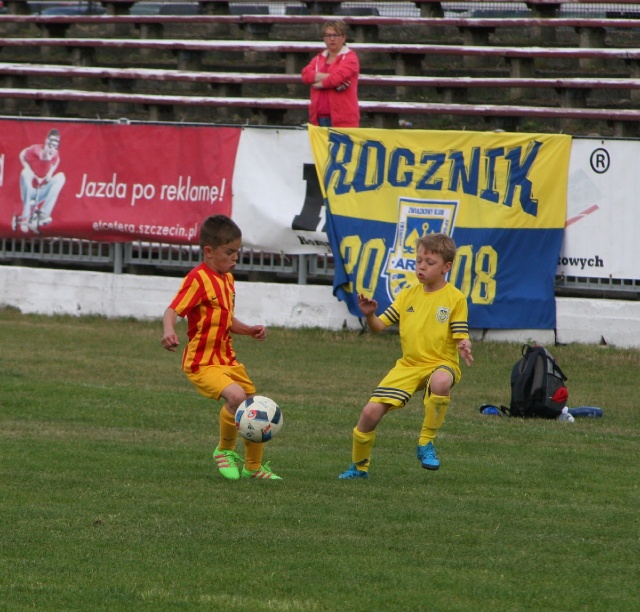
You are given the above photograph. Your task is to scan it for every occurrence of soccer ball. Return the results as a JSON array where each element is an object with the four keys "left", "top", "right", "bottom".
[{"left": 235, "top": 396, "right": 283, "bottom": 443}]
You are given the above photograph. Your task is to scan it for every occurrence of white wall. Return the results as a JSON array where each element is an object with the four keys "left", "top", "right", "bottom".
[{"left": 1, "top": 266, "right": 639, "bottom": 348}]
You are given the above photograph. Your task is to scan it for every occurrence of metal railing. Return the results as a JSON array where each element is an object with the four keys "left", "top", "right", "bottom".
[
  {"left": 2, "top": 235, "right": 638, "bottom": 298},
  {"left": 0, "top": 236, "right": 333, "bottom": 284},
  {"left": 555, "top": 273, "right": 640, "bottom": 300},
  {"left": 15, "top": 1, "right": 640, "bottom": 18}
]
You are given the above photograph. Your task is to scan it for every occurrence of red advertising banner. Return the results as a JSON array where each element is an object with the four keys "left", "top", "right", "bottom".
[{"left": 0, "top": 120, "right": 241, "bottom": 244}]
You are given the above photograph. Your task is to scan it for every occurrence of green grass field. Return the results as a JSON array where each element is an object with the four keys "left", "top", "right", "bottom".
[{"left": 1, "top": 307, "right": 638, "bottom": 611}]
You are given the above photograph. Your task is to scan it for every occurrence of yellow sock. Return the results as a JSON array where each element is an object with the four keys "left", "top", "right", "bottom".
[
  {"left": 419, "top": 394, "right": 450, "bottom": 445},
  {"left": 243, "top": 439, "right": 264, "bottom": 472},
  {"left": 352, "top": 427, "right": 376, "bottom": 472},
  {"left": 218, "top": 406, "right": 237, "bottom": 451}
]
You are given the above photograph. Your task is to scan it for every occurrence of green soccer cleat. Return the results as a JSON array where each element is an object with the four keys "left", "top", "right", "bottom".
[
  {"left": 213, "top": 447, "right": 242, "bottom": 480},
  {"left": 241, "top": 461, "right": 282, "bottom": 480}
]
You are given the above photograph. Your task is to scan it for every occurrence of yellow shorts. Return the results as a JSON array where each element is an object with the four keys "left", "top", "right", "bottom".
[
  {"left": 370, "top": 362, "right": 459, "bottom": 410},
  {"left": 186, "top": 364, "right": 256, "bottom": 401}
]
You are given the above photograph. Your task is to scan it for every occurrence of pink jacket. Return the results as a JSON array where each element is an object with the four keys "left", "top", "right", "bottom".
[{"left": 301, "top": 46, "right": 360, "bottom": 128}]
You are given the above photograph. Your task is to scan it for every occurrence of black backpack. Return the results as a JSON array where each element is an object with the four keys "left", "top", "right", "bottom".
[{"left": 501, "top": 344, "right": 569, "bottom": 419}]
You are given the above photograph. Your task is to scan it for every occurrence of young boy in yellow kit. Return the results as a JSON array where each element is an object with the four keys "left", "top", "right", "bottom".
[
  {"left": 161, "top": 215, "right": 281, "bottom": 481},
  {"left": 339, "top": 233, "right": 473, "bottom": 479}
]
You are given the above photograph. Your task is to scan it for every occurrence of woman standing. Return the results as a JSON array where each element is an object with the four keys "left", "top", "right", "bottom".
[{"left": 301, "top": 20, "right": 360, "bottom": 128}]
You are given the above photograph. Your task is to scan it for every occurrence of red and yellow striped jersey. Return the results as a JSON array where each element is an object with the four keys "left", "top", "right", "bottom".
[{"left": 169, "top": 263, "right": 237, "bottom": 373}]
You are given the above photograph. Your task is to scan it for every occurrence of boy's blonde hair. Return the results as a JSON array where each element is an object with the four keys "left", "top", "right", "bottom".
[
  {"left": 415, "top": 233, "right": 457, "bottom": 264},
  {"left": 200, "top": 215, "right": 241, "bottom": 250}
]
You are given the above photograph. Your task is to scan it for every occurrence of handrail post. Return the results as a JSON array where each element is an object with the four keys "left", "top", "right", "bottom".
[
  {"left": 298, "top": 254, "right": 308, "bottom": 285},
  {"left": 113, "top": 242, "right": 123, "bottom": 274}
]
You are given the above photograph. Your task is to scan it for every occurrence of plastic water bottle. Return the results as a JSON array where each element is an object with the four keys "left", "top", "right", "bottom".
[
  {"left": 568, "top": 406, "right": 603, "bottom": 418},
  {"left": 557, "top": 406, "right": 575, "bottom": 423},
  {"left": 481, "top": 405, "right": 501, "bottom": 416}
]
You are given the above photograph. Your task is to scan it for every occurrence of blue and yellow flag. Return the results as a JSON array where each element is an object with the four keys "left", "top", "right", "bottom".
[{"left": 308, "top": 126, "right": 572, "bottom": 329}]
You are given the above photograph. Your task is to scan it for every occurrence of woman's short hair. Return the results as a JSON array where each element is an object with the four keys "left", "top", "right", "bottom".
[{"left": 322, "top": 20, "right": 348, "bottom": 38}]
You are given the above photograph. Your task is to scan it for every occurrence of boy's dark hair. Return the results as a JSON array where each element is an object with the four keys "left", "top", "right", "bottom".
[
  {"left": 415, "top": 233, "right": 457, "bottom": 264},
  {"left": 200, "top": 215, "right": 242, "bottom": 250}
]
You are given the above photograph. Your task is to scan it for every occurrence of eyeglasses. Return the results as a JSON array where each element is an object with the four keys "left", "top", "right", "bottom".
[{"left": 323, "top": 33, "right": 343, "bottom": 39}]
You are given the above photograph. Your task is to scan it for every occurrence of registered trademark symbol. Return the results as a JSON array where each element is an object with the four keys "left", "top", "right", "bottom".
[{"left": 590, "top": 148, "right": 610, "bottom": 174}]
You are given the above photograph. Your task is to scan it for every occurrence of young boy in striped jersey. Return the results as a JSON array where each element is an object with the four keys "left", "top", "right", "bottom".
[
  {"left": 161, "top": 215, "right": 281, "bottom": 481},
  {"left": 339, "top": 233, "right": 473, "bottom": 479}
]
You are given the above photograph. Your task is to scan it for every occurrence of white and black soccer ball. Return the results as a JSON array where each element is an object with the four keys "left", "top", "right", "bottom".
[{"left": 235, "top": 396, "right": 283, "bottom": 443}]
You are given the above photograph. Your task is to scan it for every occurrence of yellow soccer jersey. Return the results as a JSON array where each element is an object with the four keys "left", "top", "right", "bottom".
[{"left": 379, "top": 282, "right": 469, "bottom": 370}]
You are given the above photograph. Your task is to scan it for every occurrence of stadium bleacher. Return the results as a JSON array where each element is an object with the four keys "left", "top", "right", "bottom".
[{"left": 1, "top": 0, "right": 639, "bottom": 134}]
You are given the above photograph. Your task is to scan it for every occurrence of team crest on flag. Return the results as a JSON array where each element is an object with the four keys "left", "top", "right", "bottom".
[{"left": 384, "top": 198, "right": 458, "bottom": 301}]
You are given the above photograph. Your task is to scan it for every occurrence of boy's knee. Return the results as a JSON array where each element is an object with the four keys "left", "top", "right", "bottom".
[
  {"left": 429, "top": 382, "right": 452, "bottom": 397},
  {"left": 223, "top": 386, "right": 248, "bottom": 412},
  {"left": 428, "top": 369, "right": 455, "bottom": 396}
]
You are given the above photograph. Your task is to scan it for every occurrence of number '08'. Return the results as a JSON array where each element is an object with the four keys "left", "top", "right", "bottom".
[{"left": 450, "top": 244, "right": 497, "bottom": 305}]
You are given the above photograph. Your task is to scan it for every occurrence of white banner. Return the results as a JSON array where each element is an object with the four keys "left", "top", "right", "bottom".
[
  {"left": 232, "top": 127, "right": 331, "bottom": 255},
  {"left": 559, "top": 138, "right": 639, "bottom": 280}
]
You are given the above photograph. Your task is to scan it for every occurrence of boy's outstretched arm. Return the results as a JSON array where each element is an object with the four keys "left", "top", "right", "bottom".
[
  {"left": 161, "top": 307, "right": 180, "bottom": 352},
  {"left": 458, "top": 339, "right": 473, "bottom": 366},
  {"left": 358, "top": 293, "right": 386, "bottom": 334},
  {"left": 231, "top": 317, "right": 267, "bottom": 341}
]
